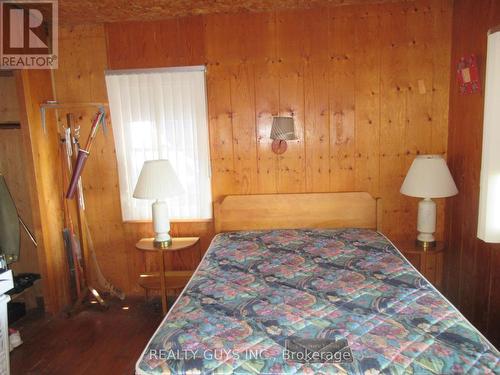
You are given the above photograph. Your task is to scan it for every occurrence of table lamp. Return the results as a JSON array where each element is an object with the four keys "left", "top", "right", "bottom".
[
  {"left": 133, "top": 160, "right": 184, "bottom": 248},
  {"left": 400, "top": 155, "right": 458, "bottom": 248}
]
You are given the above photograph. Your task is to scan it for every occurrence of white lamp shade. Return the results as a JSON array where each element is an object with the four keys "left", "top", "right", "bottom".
[
  {"left": 270, "top": 117, "right": 297, "bottom": 140},
  {"left": 133, "top": 160, "right": 184, "bottom": 199},
  {"left": 400, "top": 155, "right": 458, "bottom": 198}
]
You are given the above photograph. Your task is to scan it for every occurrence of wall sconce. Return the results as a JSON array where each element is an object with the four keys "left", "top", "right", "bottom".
[
  {"left": 478, "top": 27, "right": 500, "bottom": 243},
  {"left": 270, "top": 116, "right": 297, "bottom": 154}
]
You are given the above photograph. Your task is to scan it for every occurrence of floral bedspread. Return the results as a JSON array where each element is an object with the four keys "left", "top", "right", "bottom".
[{"left": 136, "top": 229, "right": 500, "bottom": 374}]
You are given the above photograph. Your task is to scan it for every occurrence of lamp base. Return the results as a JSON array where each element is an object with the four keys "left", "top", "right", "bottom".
[
  {"left": 153, "top": 239, "right": 172, "bottom": 248},
  {"left": 152, "top": 200, "right": 172, "bottom": 249},
  {"left": 416, "top": 198, "right": 437, "bottom": 251},
  {"left": 416, "top": 239, "right": 436, "bottom": 250}
]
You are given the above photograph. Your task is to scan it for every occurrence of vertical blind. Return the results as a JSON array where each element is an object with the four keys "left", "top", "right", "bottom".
[{"left": 105, "top": 68, "right": 211, "bottom": 221}]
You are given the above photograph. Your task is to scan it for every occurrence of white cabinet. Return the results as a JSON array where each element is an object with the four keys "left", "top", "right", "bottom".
[{"left": 0, "top": 270, "right": 14, "bottom": 375}]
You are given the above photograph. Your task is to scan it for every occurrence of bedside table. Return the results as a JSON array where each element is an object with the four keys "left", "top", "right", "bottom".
[
  {"left": 136, "top": 237, "right": 200, "bottom": 314},
  {"left": 392, "top": 240, "right": 444, "bottom": 289}
]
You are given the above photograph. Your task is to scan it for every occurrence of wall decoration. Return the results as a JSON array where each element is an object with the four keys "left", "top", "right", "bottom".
[{"left": 457, "top": 54, "right": 481, "bottom": 94}]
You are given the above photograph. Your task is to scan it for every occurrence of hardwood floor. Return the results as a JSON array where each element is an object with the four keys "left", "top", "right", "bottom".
[{"left": 10, "top": 297, "right": 163, "bottom": 375}]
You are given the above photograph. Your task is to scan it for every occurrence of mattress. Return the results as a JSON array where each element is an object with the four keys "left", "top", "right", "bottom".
[{"left": 136, "top": 229, "right": 500, "bottom": 374}]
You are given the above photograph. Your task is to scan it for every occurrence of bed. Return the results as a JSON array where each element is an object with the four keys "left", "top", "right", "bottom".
[{"left": 136, "top": 193, "right": 500, "bottom": 374}]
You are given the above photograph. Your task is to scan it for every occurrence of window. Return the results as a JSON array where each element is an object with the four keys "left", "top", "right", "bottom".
[
  {"left": 478, "top": 29, "right": 500, "bottom": 243},
  {"left": 105, "top": 67, "right": 211, "bottom": 221}
]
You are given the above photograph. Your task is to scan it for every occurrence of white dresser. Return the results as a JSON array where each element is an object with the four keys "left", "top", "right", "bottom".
[{"left": 0, "top": 271, "right": 14, "bottom": 375}]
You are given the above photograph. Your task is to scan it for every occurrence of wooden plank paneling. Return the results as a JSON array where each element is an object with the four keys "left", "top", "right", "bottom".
[
  {"left": 0, "top": 76, "right": 20, "bottom": 123},
  {"left": 16, "top": 70, "right": 71, "bottom": 313},
  {"left": 25, "top": 0, "right": 500, "bottom": 348},
  {"left": 206, "top": 65, "right": 236, "bottom": 200},
  {"left": 54, "top": 25, "right": 130, "bottom": 294},
  {"left": 429, "top": 0, "right": 452, "bottom": 241},
  {"left": 354, "top": 13, "right": 381, "bottom": 197},
  {"left": 378, "top": 5, "right": 408, "bottom": 238},
  {"left": 304, "top": 7, "right": 330, "bottom": 192},
  {"left": 405, "top": 3, "right": 434, "bottom": 158},
  {"left": 230, "top": 63, "right": 259, "bottom": 194},
  {"left": 329, "top": 14, "right": 356, "bottom": 191},
  {"left": 105, "top": 17, "right": 205, "bottom": 69},
  {"left": 304, "top": 60, "right": 330, "bottom": 192},
  {"left": 276, "top": 11, "right": 306, "bottom": 193},
  {"left": 46, "top": 0, "right": 453, "bottom": 299},
  {"left": 254, "top": 61, "right": 280, "bottom": 193},
  {"left": 430, "top": 0, "right": 452, "bottom": 156},
  {"left": 253, "top": 13, "right": 279, "bottom": 193},
  {"left": 445, "top": 0, "right": 500, "bottom": 348},
  {"left": 53, "top": 25, "right": 215, "bottom": 297},
  {"left": 277, "top": 59, "right": 306, "bottom": 193}
]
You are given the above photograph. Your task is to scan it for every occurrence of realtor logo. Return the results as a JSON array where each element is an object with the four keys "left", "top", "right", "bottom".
[{"left": 1, "top": 0, "right": 58, "bottom": 69}]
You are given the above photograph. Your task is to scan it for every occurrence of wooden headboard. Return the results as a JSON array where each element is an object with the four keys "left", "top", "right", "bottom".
[{"left": 214, "top": 192, "right": 379, "bottom": 233}]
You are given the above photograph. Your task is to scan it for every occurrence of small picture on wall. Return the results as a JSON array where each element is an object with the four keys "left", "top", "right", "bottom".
[{"left": 457, "top": 54, "right": 481, "bottom": 94}]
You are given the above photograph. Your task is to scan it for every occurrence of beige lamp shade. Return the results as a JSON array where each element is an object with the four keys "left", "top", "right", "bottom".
[
  {"left": 270, "top": 116, "right": 297, "bottom": 140},
  {"left": 400, "top": 155, "right": 458, "bottom": 198},
  {"left": 133, "top": 160, "right": 184, "bottom": 199}
]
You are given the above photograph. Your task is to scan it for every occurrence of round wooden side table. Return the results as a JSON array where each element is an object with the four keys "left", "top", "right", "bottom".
[
  {"left": 135, "top": 237, "right": 200, "bottom": 315},
  {"left": 393, "top": 239, "right": 445, "bottom": 289}
]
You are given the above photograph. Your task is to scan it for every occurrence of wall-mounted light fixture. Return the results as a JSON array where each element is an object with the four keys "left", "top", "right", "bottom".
[
  {"left": 478, "top": 27, "right": 500, "bottom": 243},
  {"left": 270, "top": 116, "right": 297, "bottom": 154}
]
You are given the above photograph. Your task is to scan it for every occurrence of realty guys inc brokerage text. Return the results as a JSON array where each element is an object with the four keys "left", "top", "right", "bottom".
[{"left": 149, "top": 348, "right": 353, "bottom": 364}]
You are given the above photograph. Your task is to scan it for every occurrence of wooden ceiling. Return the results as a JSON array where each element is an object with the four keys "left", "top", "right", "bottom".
[{"left": 59, "top": 0, "right": 409, "bottom": 25}]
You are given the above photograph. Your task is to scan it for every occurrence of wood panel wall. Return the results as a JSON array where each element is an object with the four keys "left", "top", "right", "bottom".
[
  {"left": 106, "top": 0, "right": 452, "bottom": 242},
  {"left": 16, "top": 70, "right": 70, "bottom": 313},
  {"left": 445, "top": 0, "right": 500, "bottom": 347},
  {"left": 52, "top": 0, "right": 452, "bottom": 296},
  {"left": 0, "top": 75, "right": 20, "bottom": 123},
  {"left": 53, "top": 25, "right": 213, "bottom": 295}
]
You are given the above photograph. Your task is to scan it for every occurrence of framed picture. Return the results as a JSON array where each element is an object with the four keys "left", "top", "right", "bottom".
[{"left": 457, "top": 54, "right": 481, "bottom": 94}]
